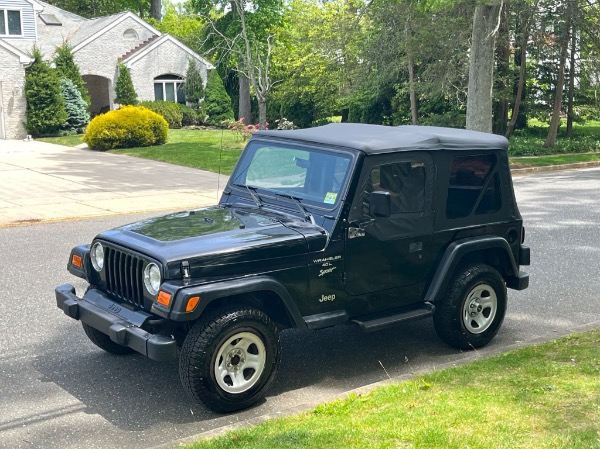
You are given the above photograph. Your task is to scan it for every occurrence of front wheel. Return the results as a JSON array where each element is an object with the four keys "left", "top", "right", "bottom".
[
  {"left": 433, "top": 264, "right": 507, "bottom": 350},
  {"left": 179, "top": 306, "right": 280, "bottom": 413}
]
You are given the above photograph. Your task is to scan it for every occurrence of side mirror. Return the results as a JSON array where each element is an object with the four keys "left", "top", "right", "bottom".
[{"left": 370, "top": 190, "right": 391, "bottom": 218}]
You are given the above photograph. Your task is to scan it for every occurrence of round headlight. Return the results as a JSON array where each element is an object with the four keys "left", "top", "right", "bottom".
[
  {"left": 90, "top": 242, "right": 104, "bottom": 272},
  {"left": 143, "top": 263, "right": 161, "bottom": 295}
]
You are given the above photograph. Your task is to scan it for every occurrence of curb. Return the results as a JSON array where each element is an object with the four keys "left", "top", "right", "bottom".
[
  {"left": 149, "top": 320, "right": 600, "bottom": 449},
  {"left": 510, "top": 160, "right": 600, "bottom": 175}
]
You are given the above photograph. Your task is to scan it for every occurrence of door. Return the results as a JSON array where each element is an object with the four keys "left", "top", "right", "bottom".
[{"left": 344, "top": 153, "right": 434, "bottom": 302}]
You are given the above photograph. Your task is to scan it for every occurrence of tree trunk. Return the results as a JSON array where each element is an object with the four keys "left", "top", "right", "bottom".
[
  {"left": 566, "top": 22, "right": 577, "bottom": 138},
  {"left": 238, "top": 71, "right": 252, "bottom": 124},
  {"left": 150, "top": 0, "right": 161, "bottom": 21},
  {"left": 258, "top": 97, "right": 267, "bottom": 130},
  {"left": 466, "top": 2, "right": 502, "bottom": 133},
  {"left": 506, "top": 16, "right": 530, "bottom": 138},
  {"left": 544, "top": 0, "right": 573, "bottom": 148},
  {"left": 405, "top": 17, "right": 418, "bottom": 125},
  {"left": 493, "top": 2, "right": 509, "bottom": 135}
]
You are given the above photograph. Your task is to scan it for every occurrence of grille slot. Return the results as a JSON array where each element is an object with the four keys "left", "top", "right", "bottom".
[{"left": 104, "top": 246, "right": 145, "bottom": 307}]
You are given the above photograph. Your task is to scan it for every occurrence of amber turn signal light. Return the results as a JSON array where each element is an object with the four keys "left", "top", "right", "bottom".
[
  {"left": 71, "top": 254, "right": 83, "bottom": 268},
  {"left": 186, "top": 296, "right": 200, "bottom": 312},
  {"left": 157, "top": 291, "right": 172, "bottom": 307}
]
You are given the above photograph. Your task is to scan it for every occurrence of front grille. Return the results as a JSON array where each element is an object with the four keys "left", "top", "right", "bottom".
[{"left": 103, "top": 245, "right": 146, "bottom": 308}]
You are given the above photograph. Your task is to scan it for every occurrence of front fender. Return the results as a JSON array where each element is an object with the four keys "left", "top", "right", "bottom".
[{"left": 158, "top": 276, "right": 306, "bottom": 328}]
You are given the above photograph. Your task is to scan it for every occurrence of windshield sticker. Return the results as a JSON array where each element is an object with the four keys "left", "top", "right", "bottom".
[{"left": 324, "top": 192, "right": 338, "bottom": 204}]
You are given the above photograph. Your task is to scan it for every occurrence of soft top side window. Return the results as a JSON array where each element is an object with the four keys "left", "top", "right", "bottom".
[
  {"left": 362, "top": 161, "right": 426, "bottom": 218},
  {"left": 446, "top": 153, "right": 501, "bottom": 219}
]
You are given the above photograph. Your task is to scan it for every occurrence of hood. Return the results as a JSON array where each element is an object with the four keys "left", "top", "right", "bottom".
[{"left": 96, "top": 206, "right": 327, "bottom": 279}]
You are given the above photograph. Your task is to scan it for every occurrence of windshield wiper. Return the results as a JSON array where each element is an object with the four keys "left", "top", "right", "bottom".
[
  {"left": 274, "top": 193, "right": 316, "bottom": 224},
  {"left": 232, "top": 183, "right": 263, "bottom": 208}
]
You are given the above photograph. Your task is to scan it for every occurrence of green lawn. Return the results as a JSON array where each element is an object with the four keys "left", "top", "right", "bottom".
[
  {"left": 37, "top": 126, "right": 600, "bottom": 173},
  {"left": 111, "top": 129, "right": 245, "bottom": 175},
  {"left": 186, "top": 330, "right": 600, "bottom": 449}
]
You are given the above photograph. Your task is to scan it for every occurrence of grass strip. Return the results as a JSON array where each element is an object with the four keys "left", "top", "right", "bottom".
[
  {"left": 511, "top": 152, "right": 600, "bottom": 168},
  {"left": 185, "top": 330, "right": 600, "bottom": 449}
]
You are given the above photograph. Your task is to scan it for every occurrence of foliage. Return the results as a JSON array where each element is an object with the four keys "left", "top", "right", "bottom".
[
  {"left": 179, "top": 103, "right": 201, "bottom": 126},
  {"left": 183, "top": 59, "right": 205, "bottom": 110},
  {"left": 60, "top": 78, "right": 90, "bottom": 133},
  {"left": 54, "top": 42, "right": 90, "bottom": 106},
  {"left": 275, "top": 117, "right": 297, "bottom": 130},
  {"left": 83, "top": 105, "right": 168, "bottom": 150},
  {"left": 43, "top": 0, "right": 155, "bottom": 19},
  {"left": 227, "top": 118, "right": 259, "bottom": 140},
  {"left": 140, "top": 100, "right": 184, "bottom": 128},
  {"left": 115, "top": 64, "right": 138, "bottom": 106},
  {"left": 24, "top": 48, "right": 68, "bottom": 137},
  {"left": 204, "top": 70, "right": 235, "bottom": 126}
]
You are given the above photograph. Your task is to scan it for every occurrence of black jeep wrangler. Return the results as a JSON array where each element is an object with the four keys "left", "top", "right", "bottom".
[{"left": 56, "top": 124, "right": 530, "bottom": 412}]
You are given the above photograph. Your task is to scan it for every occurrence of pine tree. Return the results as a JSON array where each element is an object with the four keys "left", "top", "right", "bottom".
[
  {"left": 60, "top": 78, "right": 90, "bottom": 133},
  {"left": 25, "top": 47, "right": 68, "bottom": 136},
  {"left": 183, "top": 59, "right": 205, "bottom": 111},
  {"left": 205, "top": 70, "right": 234, "bottom": 126},
  {"left": 115, "top": 63, "right": 138, "bottom": 106},
  {"left": 54, "top": 42, "right": 90, "bottom": 106}
]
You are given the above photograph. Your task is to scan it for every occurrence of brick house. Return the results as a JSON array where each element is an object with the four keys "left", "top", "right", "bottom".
[{"left": 0, "top": 0, "right": 213, "bottom": 139}]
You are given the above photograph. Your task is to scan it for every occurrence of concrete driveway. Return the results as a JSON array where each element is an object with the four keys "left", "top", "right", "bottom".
[{"left": 0, "top": 139, "right": 227, "bottom": 226}]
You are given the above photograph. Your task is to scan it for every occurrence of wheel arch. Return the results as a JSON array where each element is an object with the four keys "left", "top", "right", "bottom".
[
  {"left": 424, "top": 236, "right": 517, "bottom": 304},
  {"left": 169, "top": 276, "right": 306, "bottom": 330}
]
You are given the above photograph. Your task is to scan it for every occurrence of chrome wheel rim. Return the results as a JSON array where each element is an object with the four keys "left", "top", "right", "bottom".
[
  {"left": 214, "top": 331, "right": 266, "bottom": 394},
  {"left": 462, "top": 283, "right": 497, "bottom": 334}
]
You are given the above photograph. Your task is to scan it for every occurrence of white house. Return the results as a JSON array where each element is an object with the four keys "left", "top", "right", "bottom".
[{"left": 0, "top": 0, "right": 213, "bottom": 139}]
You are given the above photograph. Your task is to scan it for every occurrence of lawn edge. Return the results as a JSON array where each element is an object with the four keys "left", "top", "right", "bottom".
[{"left": 149, "top": 319, "right": 600, "bottom": 449}]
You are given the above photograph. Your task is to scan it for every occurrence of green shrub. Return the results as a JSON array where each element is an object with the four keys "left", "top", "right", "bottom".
[
  {"left": 183, "top": 59, "right": 205, "bottom": 110},
  {"left": 205, "top": 70, "right": 234, "bottom": 126},
  {"left": 60, "top": 78, "right": 90, "bottom": 134},
  {"left": 115, "top": 64, "right": 138, "bottom": 106},
  {"left": 54, "top": 43, "right": 90, "bottom": 106},
  {"left": 25, "top": 47, "right": 68, "bottom": 137},
  {"left": 178, "top": 103, "right": 200, "bottom": 126},
  {"left": 83, "top": 105, "right": 168, "bottom": 151},
  {"left": 140, "top": 100, "right": 183, "bottom": 128}
]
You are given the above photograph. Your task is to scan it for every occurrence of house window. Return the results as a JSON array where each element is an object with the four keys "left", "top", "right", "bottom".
[
  {"left": 123, "top": 28, "right": 138, "bottom": 40},
  {"left": 154, "top": 75, "right": 185, "bottom": 104},
  {"left": 0, "top": 9, "right": 23, "bottom": 36}
]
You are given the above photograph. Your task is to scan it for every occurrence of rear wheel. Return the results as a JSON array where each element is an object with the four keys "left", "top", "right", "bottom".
[
  {"left": 433, "top": 264, "right": 507, "bottom": 350},
  {"left": 82, "top": 322, "right": 134, "bottom": 355},
  {"left": 179, "top": 306, "right": 280, "bottom": 413}
]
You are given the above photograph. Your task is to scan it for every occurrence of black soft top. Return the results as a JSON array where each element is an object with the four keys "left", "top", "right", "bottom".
[{"left": 255, "top": 123, "right": 508, "bottom": 154}]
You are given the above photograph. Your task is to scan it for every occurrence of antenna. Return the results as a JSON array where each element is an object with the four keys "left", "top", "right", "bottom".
[{"left": 217, "top": 127, "right": 224, "bottom": 201}]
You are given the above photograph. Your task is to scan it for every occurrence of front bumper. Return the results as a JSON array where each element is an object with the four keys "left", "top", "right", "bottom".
[{"left": 55, "top": 284, "right": 177, "bottom": 362}]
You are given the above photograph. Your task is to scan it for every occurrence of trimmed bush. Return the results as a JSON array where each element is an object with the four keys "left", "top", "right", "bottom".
[
  {"left": 183, "top": 59, "right": 205, "bottom": 110},
  {"left": 25, "top": 47, "right": 68, "bottom": 136},
  {"left": 115, "top": 64, "right": 138, "bottom": 106},
  {"left": 140, "top": 100, "right": 183, "bottom": 128},
  {"left": 178, "top": 103, "right": 200, "bottom": 126},
  {"left": 60, "top": 78, "right": 90, "bottom": 134},
  {"left": 83, "top": 105, "right": 168, "bottom": 151},
  {"left": 204, "top": 70, "right": 234, "bottom": 126},
  {"left": 54, "top": 43, "right": 90, "bottom": 106}
]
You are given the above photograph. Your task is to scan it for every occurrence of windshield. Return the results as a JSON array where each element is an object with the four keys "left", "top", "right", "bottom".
[{"left": 231, "top": 140, "right": 353, "bottom": 209}]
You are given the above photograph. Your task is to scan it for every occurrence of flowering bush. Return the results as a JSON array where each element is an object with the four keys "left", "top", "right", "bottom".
[
  {"left": 228, "top": 118, "right": 259, "bottom": 141},
  {"left": 275, "top": 117, "right": 297, "bottom": 130}
]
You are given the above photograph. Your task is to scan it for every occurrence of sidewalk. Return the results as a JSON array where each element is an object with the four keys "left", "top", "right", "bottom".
[{"left": 0, "top": 139, "right": 227, "bottom": 227}]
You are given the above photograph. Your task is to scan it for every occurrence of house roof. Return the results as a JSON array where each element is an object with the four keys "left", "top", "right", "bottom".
[
  {"left": 124, "top": 34, "right": 215, "bottom": 70},
  {"left": 255, "top": 124, "right": 509, "bottom": 154}
]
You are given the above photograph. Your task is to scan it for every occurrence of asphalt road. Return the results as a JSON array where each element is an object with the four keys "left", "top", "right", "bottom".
[{"left": 1, "top": 168, "right": 599, "bottom": 449}]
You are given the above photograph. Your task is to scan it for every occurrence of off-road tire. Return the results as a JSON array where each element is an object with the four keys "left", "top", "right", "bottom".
[
  {"left": 82, "top": 322, "right": 134, "bottom": 355},
  {"left": 433, "top": 264, "right": 507, "bottom": 350},
  {"left": 179, "top": 306, "right": 280, "bottom": 413}
]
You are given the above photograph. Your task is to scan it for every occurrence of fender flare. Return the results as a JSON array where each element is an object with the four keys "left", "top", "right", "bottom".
[
  {"left": 424, "top": 236, "right": 517, "bottom": 303},
  {"left": 166, "top": 276, "right": 307, "bottom": 328}
]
